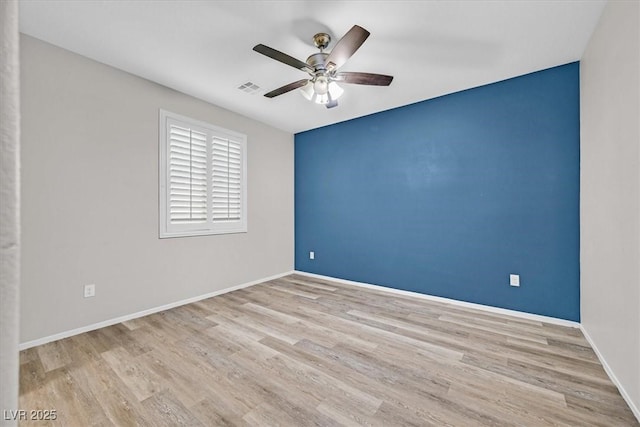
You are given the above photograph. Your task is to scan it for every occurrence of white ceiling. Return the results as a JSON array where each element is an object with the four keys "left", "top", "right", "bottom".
[{"left": 19, "top": 0, "right": 606, "bottom": 134}]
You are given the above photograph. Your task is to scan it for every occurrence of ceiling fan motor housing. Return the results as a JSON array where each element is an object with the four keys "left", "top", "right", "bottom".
[{"left": 306, "top": 52, "right": 329, "bottom": 75}]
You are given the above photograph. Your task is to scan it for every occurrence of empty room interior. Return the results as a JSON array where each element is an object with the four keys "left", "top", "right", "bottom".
[{"left": 1, "top": 0, "right": 639, "bottom": 425}]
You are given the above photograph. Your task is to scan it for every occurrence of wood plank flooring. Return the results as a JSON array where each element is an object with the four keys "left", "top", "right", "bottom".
[{"left": 19, "top": 274, "right": 638, "bottom": 426}]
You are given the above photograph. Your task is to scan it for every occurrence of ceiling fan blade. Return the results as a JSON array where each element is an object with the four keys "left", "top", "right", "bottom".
[
  {"left": 334, "top": 72, "right": 393, "bottom": 86},
  {"left": 253, "top": 44, "right": 312, "bottom": 73},
  {"left": 264, "top": 79, "right": 309, "bottom": 98},
  {"left": 325, "top": 25, "right": 370, "bottom": 70}
]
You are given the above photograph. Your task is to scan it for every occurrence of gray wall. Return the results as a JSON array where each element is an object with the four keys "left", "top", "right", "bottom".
[
  {"left": 20, "top": 35, "right": 294, "bottom": 344},
  {"left": 580, "top": 0, "right": 639, "bottom": 415}
]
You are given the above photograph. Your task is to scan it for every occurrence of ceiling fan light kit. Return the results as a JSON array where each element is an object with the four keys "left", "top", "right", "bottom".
[
  {"left": 300, "top": 78, "right": 344, "bottom": 105},
  {"left": 253, "top": 25, "right": 393, "bottom": 109}
]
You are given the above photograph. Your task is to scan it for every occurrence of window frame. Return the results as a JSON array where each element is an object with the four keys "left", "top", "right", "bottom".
[{"left": 159, "top": 109, "right": 247, "bottom": 239}]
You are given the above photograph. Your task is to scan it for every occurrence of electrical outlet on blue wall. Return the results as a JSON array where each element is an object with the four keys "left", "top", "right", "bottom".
[
  {"left": 510, "top": 274, "right": 520, "bottom": 287},
  {"left": 295, "top": 62, "right": 580, "bottom": 322}
]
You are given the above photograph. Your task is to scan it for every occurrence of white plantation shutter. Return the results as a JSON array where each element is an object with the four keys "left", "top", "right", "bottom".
[
  {"left": 159, "top": 110, "right": 247, "bottom": 238},
  {"left": 211, "top": 137, "right": 243, "bottom": 221},
  {"left": 169, "top": 125, "right": 208, "bottom": 223}
]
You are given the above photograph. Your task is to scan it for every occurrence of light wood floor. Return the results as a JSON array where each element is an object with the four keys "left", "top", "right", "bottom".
[{"left": 19, "top": 274, "right": 638, "bottom": 426}]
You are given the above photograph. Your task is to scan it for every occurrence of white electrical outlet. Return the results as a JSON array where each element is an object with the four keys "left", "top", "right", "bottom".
[
  {"left": 509, "top": 274, "right": 520, "bottom": 287},
  {"left": 309, "top": 251, "right": 315, "bottom": 260},
  {"left": 84, "top": 284, "right": 96, "bottom": 298}
]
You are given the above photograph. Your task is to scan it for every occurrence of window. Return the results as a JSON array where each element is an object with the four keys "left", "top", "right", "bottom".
[{"left": 159, "top": 110, "right": 247, "bottom": 238}]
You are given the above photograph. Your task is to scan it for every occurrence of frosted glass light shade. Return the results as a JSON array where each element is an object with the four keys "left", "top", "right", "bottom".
[
  {"left": 300, "top": 81, "right": 314, "bottom": 100},
  {"left": 313, "top": 76, "right": 329, "bottom": 95},
  {"left": 328, "top": 81, "right": 344, "bottom": 99}
]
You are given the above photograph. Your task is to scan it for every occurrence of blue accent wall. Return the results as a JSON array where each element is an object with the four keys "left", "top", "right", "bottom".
[{"left": 295, "top": 63, "right": 580, "bottom": 321}]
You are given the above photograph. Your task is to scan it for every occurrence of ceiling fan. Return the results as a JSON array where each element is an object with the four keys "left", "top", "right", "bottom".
[{"left": 253, "top": 25, "right": 393, "bottom": 109}]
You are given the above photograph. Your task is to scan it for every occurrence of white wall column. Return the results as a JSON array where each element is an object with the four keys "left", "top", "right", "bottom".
[{"left": 0, "top": 0, "right": 22, "bottom": 423}]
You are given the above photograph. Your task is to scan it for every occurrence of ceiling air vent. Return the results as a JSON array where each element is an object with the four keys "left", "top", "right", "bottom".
[{"left": 237, "top": 81, "right": 262, "bottom": 95}]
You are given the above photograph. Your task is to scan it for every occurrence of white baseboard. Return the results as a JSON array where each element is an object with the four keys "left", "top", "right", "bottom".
[
  {"left": 580, "top": 325, "right": 640, "bottom": 422},
  {"left": 293, "top": 271, "right": 580, "bottom": 328},
  {"left": 19, "top": 270, "right": 295, "bottom": 350}
]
